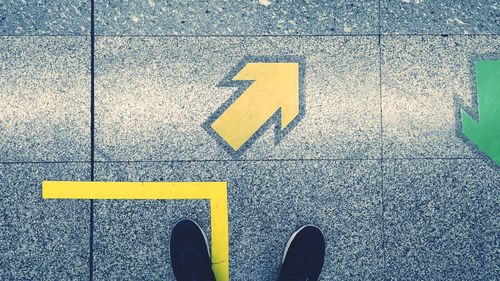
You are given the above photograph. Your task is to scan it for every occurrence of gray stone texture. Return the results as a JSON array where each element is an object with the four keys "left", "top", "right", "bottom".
[
  {"left": 0, "top": 163, "right": 90, "bottom": 280},
  {"left": 96, "top": 0, "right": 378, "bottom": 35}
]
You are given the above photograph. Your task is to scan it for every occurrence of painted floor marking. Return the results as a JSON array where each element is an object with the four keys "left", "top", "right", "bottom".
[
  {"left": 204, "top": 58, "right": 305, "bottom": 158},
  {"left": 42, "top": 181, "right": 229, "bottom": 281}
]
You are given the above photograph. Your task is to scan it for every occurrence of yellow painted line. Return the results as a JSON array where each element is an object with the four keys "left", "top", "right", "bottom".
[
  {"left": 42, "top": 181, "right": 229, "bottom": 281},
  {"left": 211, "top": 62, "right": 300, "bottom": 151}
]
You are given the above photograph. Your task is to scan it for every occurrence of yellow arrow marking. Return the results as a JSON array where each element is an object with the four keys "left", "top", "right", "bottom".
[
  {"left": 211, "top": 62, "right": 300, "bottom": 151},
  {"left": 42, "top": 181, "right": 229, "bottom": 281}
]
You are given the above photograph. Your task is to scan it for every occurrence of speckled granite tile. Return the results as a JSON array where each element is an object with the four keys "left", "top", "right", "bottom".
[
  {"left": 93, "top": 162, "right": 211, "bottom": 281},
  {"left": 381, "top": 35, "right": 500, "bottom": 159},
  {"left": 0, "top": 1, "right": 90, "bottom": 35},
  {"left": 0, "top": 163, "right": 90, "bottom": 280},
  {"left": 481, "top": 164, "right": 500, "bottom": 280},
  {"left": 95, "top": 36, "right": 380, "bottom": 161},
  {"left": 93, "top": 160, "right": 382, "bottom": 280},
  {"left": 383, "top": 159, "right": 499, "bottom": 280},
  {"left": 381, "top": 0, "right": 500, "bottom": 35},
  {"left": 95, "top": 0, "right": 378, "bottom": 35},
  {"left": 0, "top": 37, "right": 90, "bottom": 162}
]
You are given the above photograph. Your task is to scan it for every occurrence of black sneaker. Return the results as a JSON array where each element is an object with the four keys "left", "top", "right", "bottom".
[
  {"left": 170, "top": 219, "right": 216, "bottom": 281},
  {"left": 277, "top": 225, "right": 326, "bottom": 281}
]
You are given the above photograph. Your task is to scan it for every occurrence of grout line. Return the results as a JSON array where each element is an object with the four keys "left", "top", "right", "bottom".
[
  {"left": 94, "top": 158, "right": 381, "bottom": 163},
  {"left": 378, "top": 0, "right": 387, "bottom": 277},
  {"left": 90, "top": 33, "right": 500, "bottom": 38},
  {"left": 0, "top": 161, "right": 90, "bottom": 164},
  {"left": 97, "top": 33, "right": 380, "bottom": 37},
  {"left": 87, "top": 33, "right": 500, "bottom": 37},
  {"left": 385, "top": 156, "right": 482, "bottom": 161},
  {"left": 0, "top": 33, "right": 499, "bottom": 38},
  {"left": 89, "top": 0, "right": 95, "bottom": 280},
  {"left": 0, "top": 34, "right": 90, "bottom": 37},
  {"left": 0, "top": 156, "right": 482, "bottom": 165},
  {"left": 90, "top": 4, "right": 95, "bottom": 180},
  {"left": 93, "top": 156, "right": 481, "bottom": 163},
  {"left": 378, "top": 33, "right": 500, "bottom": 37}
]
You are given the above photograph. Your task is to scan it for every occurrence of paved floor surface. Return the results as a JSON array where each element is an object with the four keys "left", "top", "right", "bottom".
[{"left": 1, "top": 1, "right": 499, "bottom": 280}]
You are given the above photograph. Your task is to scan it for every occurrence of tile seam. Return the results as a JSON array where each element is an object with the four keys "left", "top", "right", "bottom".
[{"left": 89, "top": 0, "right": 95, "bottom": 280}]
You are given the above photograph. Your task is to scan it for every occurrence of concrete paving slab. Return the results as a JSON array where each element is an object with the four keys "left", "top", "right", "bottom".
[
  {"left": 0, "top": 37, "right": 90, "bottom": 162},
  {"left": 0, "top": 1, "right": 90, "bottom": 35},
  {"left": 381, "top": 0, "right": 500, "bottom": 35},
  {"left": 383, "top": 159, "right": 499, "bottom": 280},
  {"left": 0, "top": 163, "right": 90, "bottom": 280},
  {"left": 93, "top": 160, "right": 382, "bottom": 280},
  {"left": 381, "top": 35, "right": 500, "bottom": 159},
  {"left": 95, "top": 36, "right": 381, "bottom": 161},
  {"left": 95, "top": 0, "right": 378, "bottom": 35}
]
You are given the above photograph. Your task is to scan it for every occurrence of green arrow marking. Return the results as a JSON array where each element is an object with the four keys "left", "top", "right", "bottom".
[{"left": 461, "top": 60, "right": 500, "bottom": 166}]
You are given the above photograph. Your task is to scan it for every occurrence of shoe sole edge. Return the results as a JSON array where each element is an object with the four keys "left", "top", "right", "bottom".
[
  {"left": 281, "top": 224, "right": 321, "bottom": 263},
  {"left": 170, "top": 218, "right": 211, "bottom": 259}
]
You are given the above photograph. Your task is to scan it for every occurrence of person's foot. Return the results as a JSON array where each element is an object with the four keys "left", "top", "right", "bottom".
[
  {"left": 277, "top": 225, "right": 325, "bottom": 281},
  {"left": 170, "top": 219, "right": 216, "bottom": 281}
]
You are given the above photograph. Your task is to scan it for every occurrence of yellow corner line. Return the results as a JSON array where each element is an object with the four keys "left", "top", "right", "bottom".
[{"left": 42, "top": 181, "right": 229, "bottom": 281}]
